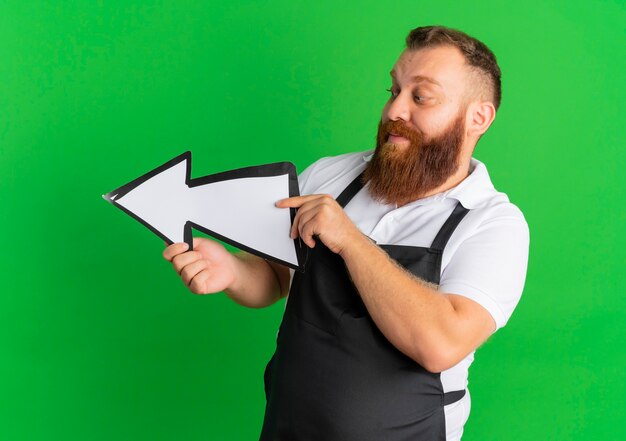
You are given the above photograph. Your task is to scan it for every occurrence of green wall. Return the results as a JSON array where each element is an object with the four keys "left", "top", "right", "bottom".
[{"left": 2, "top": 1, "right": 624, "bottom": 439}]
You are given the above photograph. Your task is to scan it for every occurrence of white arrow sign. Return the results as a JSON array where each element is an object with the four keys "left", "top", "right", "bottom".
[{"left": 103, "top": 151, "right": 306, "bottom": 271}]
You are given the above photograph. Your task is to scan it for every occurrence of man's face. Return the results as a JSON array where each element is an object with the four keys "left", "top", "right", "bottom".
[{"left": 364, "top": 45, "right": 473, "bottom": 206}]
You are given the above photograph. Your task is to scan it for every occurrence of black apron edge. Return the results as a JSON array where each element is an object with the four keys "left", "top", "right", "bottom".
[{"left": 443, "top": 389, "right": 466, "bottom": 406}]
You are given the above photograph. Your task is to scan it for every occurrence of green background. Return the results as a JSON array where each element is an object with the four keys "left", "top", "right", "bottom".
[{"left": 2, "top": 1, "right": 624, "bottom": 439}]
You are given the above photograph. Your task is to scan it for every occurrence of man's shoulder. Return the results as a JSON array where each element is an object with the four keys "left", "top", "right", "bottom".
[{"left": 472, "top": 196, "right": 529, "bottom": 236}]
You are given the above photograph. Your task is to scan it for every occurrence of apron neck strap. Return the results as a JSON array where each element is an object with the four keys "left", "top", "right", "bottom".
[
  {"left": 336, "top": 171, "right": 366, "bottom": 208},
  {"left": 430, "top": 201, "right": 470, "bottom": 251}
]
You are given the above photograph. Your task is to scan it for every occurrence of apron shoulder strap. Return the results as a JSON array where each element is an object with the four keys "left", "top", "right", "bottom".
[
  {"left": 335, "top": 171, "right": 366, "bottom": 208},
  {"left": 430, "top": 201, "right": 470, "bottom": 251}
]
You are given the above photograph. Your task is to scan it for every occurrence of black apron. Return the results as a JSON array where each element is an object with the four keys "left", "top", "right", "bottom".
[{"left": 260, "top": 172, "right": 470, "bottom": 441}]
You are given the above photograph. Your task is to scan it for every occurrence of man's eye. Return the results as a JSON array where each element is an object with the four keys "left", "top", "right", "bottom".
[
  {"left": 385, "top": 87, "right": 398, "bottom": 98},
  {"left": 386, "top": 87, "right": 425, "bottom": 103}
]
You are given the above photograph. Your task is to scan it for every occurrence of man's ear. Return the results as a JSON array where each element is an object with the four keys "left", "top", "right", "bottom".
[{"left": 466, "top": 101, "right": 496, "bottom": 139}]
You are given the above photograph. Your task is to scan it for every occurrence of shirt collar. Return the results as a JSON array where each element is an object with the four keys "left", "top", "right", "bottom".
[{"left": 361, "top": 150, "right": 495, "bottom": 209}]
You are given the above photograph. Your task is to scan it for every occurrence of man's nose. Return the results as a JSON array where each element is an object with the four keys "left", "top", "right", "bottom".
[{"left": 386, "top": 93, "right": 411, "bottom": 122}]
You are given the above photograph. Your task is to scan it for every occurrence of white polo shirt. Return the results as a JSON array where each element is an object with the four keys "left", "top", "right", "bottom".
[{"left": 284, "top": 149, "right": 530, "bottom": 440}]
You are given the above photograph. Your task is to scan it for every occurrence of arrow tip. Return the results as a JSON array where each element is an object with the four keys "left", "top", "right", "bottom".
[{"left": 102, "top": 192, "right": 118, "bottom": 203}]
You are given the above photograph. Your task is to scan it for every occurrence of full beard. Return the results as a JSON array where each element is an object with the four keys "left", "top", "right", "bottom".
[{"left": 362, "top": 112, "right": 466, "bottom": 206}]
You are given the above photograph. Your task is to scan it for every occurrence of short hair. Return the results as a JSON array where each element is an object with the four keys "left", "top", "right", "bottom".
[{"left": 405, "top": 25, "right": 502, "bottom": 111}]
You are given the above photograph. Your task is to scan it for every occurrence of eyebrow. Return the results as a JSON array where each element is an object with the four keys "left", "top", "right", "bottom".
[{"left": 390, "top": 70, "right": 442, "bottom": 88}]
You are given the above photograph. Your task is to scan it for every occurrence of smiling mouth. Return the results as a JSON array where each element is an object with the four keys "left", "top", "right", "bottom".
[{"left": 388, "top": 133, "right": 409, "bottom": 142}]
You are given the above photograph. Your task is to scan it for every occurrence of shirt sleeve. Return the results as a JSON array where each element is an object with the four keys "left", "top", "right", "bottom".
[{"left": 437, "top": 214, "right": 530, "bottom": 331}]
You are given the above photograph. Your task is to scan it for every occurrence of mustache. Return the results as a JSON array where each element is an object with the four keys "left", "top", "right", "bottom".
[{"left": 379, "top": 120, "right": 422, "bottom": 143}]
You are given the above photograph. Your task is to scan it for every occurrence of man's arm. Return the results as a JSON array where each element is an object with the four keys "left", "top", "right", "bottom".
[
  {"left": 339, "top": 233, "right": 495, "bottom": 373},
  {"left": 276, "top": 194, "right": 497, "bottom": 373},
  {"left": 164, "top": 238, "right": 290, "bottom": 309},
  {"left": 225, "top": 252, "right": 291, "bottom": 308}
]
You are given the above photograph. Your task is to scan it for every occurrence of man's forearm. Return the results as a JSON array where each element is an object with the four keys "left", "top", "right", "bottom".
[
  {"left": 224, "top": 252, "right": 286, "bottom": 309},
  {"left": 339, "top": 234, "right": 461, "bottom": 372}
]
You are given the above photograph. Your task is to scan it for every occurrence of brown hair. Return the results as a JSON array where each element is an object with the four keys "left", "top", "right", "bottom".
[{"left": 405, "top": 26, "right": 502, "bottom": 111}]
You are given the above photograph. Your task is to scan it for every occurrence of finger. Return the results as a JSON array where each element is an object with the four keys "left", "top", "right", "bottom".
[
  {"left": 188, "top": 270, "right": 211, "bottom": 294},
  {"left": 276, "top": 194, "right": 330, "bottom": 208},
  {"left": 193, "top": 237, "right": 209, "bottom": 248},
  {"left": 295, "top": 208, "right": 321, "bottom": 248},
  {"left": 163, "top": 242, "right": 189, "bottom": 261},
  {"left": 289, "top": 202, "right": 311, "bottom": 239},
  {"left": 299, "top": 217, "right": 319, "bottom": 248},
  {"left": 289, "top": 197, "right": 331, "bottom": 238},
  {"left": 171, "top": 251, "right": 203, "bottom": 275},
  {"left": 180, "top": 260, "right": 209, "bottom": 286},
  {"left": 293, "top": 207, "right": 320, "bottom": 241}
]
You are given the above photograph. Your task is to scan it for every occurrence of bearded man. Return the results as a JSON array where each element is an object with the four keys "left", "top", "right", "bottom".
[{"left": 163, "top": 25, "right": 530, "bottom": 441}]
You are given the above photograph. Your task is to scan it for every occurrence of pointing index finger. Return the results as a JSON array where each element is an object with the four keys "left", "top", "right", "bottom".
[{"left": 275, "top": 194, "right": 326, "bottom": 208}]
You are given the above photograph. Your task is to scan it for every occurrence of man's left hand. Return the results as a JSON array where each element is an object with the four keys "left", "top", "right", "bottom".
[{"left": 276, "top": 194, "right": 361, "bottom": 255}]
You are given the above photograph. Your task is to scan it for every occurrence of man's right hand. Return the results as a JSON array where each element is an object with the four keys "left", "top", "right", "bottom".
[{"left": 163, "top": 237, "right": 236, "bottom": 295}]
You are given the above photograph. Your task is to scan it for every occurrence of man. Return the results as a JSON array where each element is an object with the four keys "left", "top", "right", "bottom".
[{"left": 163, "top": 25, "right": 529, "bottom": 441}]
